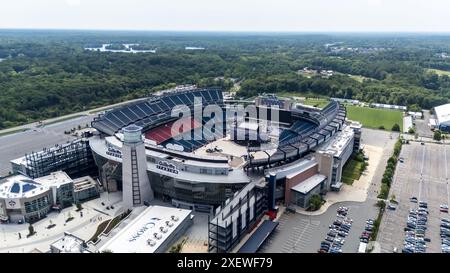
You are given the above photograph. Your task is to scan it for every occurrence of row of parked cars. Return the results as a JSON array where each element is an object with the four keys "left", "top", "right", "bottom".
[
  {"left": 441, "top": 218, "right": 450, "bottom": 253},
  {"left": 360, "top": 219, "right": 375, "bottom": 244},
  {"left": 318, "top": 207, "right": 352, "bottom": 253},
  {"left": 402, "top": 200, "right": 429, "bottom": 253}
]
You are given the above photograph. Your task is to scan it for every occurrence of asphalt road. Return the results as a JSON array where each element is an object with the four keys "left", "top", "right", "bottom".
[
  {"left": 377, "top": 141, "right": 449, "bottom": 253},
  {"left": 0, "top": 115, "right": 95, "bottom": 177},
  {"left": 415, "top": 110, "right": 433, "bottom": 138}
]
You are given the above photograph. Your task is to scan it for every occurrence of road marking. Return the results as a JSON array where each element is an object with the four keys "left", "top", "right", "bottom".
[
  {"left": 445, "top": 143, "right": 450, "bottom": 207},
  {"left": 418, "top": 145, "right": 426, "bottom": 201}
]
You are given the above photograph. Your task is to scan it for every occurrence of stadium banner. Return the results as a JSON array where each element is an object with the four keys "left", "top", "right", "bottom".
[{"left": 5, "top": 198, "right": 21, "bottom": 209}]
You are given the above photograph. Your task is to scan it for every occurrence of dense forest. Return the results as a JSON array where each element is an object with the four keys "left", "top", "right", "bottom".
[{"left": 0, "top": 30, "right": 450, "bottom": 129}]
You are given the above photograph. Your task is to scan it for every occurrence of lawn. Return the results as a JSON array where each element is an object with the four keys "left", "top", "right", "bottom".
[
  {"left": 301, "top": 98, "right": 330, "bottom": 108},
  {"left": 277, "top": 93, "right": 331, "bottom": 108},
  {"left": 427, "top": 68, "right": 450, "bottom": 77},
  {"left": 346, "top": 105, "right": 403, "bottom": 131},
  {"left": 341, "top": 158, "right": 364, "bottom": 185},
  {"left": 347, "top": 74, "right": 374, "bottom": 83}
]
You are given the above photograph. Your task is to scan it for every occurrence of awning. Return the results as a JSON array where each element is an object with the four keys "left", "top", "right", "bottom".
[
  {"left": 331, "top": 182, "right": 343, "bottom": 190},
  {"left": 238, "top": 220, "right": 279, "bottom": 253}
]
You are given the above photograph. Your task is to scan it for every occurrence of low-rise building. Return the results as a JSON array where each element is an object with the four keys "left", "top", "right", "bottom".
[
  {"left": 0, "top": 171, "right": 98, "bottom": 223},
  {"left": 35, "top": 171, "right": 74, "bottom": 209},
  {"left": 50, "top": 232, "right": 90, "bottom": 253},
  {"left": 434, "top": 103, "right": 450, "bottom": 132},
  {"left": 73, "top": 176, "right": 100, "bottom": 203},
  {"left": 0, "top": 175, "right": 52, "bottom": 223},
  {"left": 98, "top": 205, "right": 193, "bottom": 253}
]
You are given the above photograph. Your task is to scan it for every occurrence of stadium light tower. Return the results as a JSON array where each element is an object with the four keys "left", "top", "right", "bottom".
[{"left": 121, "top": 124, "right": 154, "bottom": 209}]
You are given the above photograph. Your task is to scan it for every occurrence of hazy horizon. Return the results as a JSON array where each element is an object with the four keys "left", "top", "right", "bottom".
[{"left": 1, "top": 0, "right": 450, "bottom": 33}]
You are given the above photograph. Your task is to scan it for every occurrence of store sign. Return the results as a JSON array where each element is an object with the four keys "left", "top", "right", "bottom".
[
  {"left": 128, "top": 217, "right": 162, "bottom": 242},
  {"left": 156, "top": 161, "right": 179, "bottom": 175}
]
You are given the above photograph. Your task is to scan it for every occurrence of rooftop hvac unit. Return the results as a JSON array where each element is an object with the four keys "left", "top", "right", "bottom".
[
  {"left": 160, "top": 226, "right": 168, "bottom": 233},
  {"left": 171, "top": 215, "right": 179, "bottom": 222},
  {"left": 153, "top": 233, "right": 162, "bottom": 240},
  {"left": 147, "top": 239, "right": 156, "bottom": 246},
  {"left": 166, "top": 221, "right": 174, "bottom": 227}
]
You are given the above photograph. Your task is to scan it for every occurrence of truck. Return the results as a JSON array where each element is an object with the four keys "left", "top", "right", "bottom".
[{"left": 358, "top": 242, "right": 368, "bottom": 253}]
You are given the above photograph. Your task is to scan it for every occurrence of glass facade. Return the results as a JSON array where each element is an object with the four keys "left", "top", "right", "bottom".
[
  {"left": 150, "top": 172, "right": 246, "bottom": 206},
  {"left": 56, "top": 183, "right": 75, "bottom": 208},
  {"left": 23, "top": 193, "right": 51, "bottom": 223}
]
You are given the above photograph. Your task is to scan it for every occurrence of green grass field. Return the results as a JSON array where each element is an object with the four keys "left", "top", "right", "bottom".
[
  {"left": 346, "top": 105, "right": 403, "bottom": 131},
  {"left": 427, "top": 68, "right": 450, "bottom": 77},
  {"left": 341, "top": 159, "right": 364, "bottom": 185},
  {"left": 301, "top": 98, "right": 330, "bottom": 108}
]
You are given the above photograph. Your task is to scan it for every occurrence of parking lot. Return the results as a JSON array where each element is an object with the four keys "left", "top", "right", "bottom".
[
  {"left": 377, "top": 142, "right": 449, "bottom": 253},
  {"left": 259, "top": 128, "right": 395, "bottom": 253},
  {"left": 0, "top": 115, "right": 94, "bottom": 177},
  {"left": 259, "top": 201, "right": 378, "bottom": 253}
]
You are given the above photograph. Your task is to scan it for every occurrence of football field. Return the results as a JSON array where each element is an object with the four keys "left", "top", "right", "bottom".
[{"left": 346, "top": 106, "right": 403, "bottom": 131}]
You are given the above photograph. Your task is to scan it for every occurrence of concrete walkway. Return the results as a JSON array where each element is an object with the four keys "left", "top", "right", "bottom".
[
  {"left": 295, "top": 144, "right": 383, "bottom": 216},
  {"left": 0, "top": 192, "right": 122, "bottom": 253}
]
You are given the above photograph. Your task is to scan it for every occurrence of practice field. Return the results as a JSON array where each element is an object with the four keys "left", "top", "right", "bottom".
[{"left": 346, "top": 106, "right": 403, "bottom": 131}]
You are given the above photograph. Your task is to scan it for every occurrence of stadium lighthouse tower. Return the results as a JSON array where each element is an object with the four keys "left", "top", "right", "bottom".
[{"left": 121, "top": 124, "right": 154, "bottom": 209}]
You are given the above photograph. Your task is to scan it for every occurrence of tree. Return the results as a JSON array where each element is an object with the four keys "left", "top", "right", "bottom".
[
  {"left": 408, "top": 127, "right": 415, "bottom": 134},
  {"left": 308, "top": 195, "right": 323, "bottom": 211},
  {"left": 391, "top": 123, "right": 400, "bottom": 132},
  {"left": 434, "top": 130, "right": 442, "bottom": 141}
]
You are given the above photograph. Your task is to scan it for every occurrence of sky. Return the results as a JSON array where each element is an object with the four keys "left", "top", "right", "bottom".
[{"left": 1, "top": 0, "right": 450, "bottom": 32}]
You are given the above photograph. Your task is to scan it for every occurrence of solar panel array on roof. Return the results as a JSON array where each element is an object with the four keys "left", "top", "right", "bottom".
[{"left": 10, "top": 183, "right": 20, "bottom": 193}]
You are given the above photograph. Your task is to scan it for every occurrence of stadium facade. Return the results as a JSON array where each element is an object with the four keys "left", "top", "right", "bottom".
[{"left": 88, "top": 85, "right": 357, "bottom": 219}]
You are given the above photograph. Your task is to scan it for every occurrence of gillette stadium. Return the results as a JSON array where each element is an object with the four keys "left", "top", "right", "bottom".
[{"left": 89, "top": 85, "right": 358, "bottom": 214}]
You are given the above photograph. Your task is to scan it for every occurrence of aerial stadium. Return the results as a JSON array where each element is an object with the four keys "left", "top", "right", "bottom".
[{"left": 88, "top": 85, "right": 356, "bottom": 216}]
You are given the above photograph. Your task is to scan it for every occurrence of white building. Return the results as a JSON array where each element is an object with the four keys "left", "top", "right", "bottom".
[
  {"left": 50, "top": 232, "right": 90, "bottom": 253},
  {"left": 434, "top": 103, "right": 450, "bottom": 132},
  {"left": 98, "top": 205, "right": 193, "bottom": 253},
  {"left": 370, "top": 103, "right": 407, "bottom": 111},
  {"left": 403, "top": 116, "right": 413, "bottom": 133},
  {"left": 0, "top": 175, "right": 52, "bottom": 223}
]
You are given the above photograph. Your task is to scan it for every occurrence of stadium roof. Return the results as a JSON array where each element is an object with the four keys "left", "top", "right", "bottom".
[
  {"left": 435, "top": 103, "right": 450, "bottom": 126},
  {"left": 238, "top": 220, "right": 279, "bottom": 253}
]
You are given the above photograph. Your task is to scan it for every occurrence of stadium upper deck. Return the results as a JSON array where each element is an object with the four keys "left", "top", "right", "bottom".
[{"left": 92, "top": 85, "right": 223, "bottom": 136}]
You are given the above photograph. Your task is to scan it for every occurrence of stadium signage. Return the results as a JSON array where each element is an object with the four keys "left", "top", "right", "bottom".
[
  {"left": 156, "top": 161, "right": 179, "bottom": 175},
  {"left": 128, "top": 217, "right": 162, "bottom": 242},
  {"left": 106, "top": 147, "right": 122, "bottom": 159}
]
